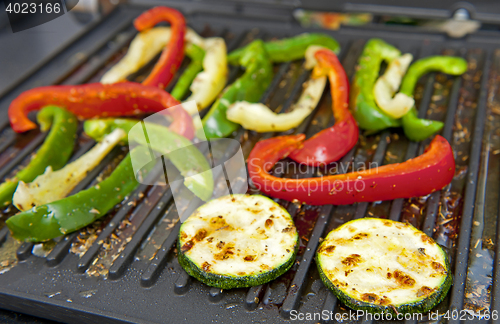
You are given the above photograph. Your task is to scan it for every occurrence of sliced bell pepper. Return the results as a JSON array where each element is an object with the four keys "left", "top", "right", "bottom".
[
  {"left": 199, "top": 39, "right": 273, "bottom": 139},
  {"left": 288, "top": 48, "right": 358, "bottom": 166},
  {"left": 101, "top": 27, "right": 173, "bottom": 84},
  {"left": 100, "top": 26, "right": 227, "bottom": 113},
  {"left": 186, "top": 37, "right": 228, "bottom": 113},
  {"left": 226, "top": 76, "right": 325, "bottom": 132},
  {"left": 133, "top": 6, "right": 186, "bottom": 88},
  {"left": 373, "top": 53, "right": 414, "bottom": 119},
  {"left": 400, "top": 56, "right": 468, "bottom": 142},
  {"left": 227, "top": 33, "right": 340, "bottom": 64},
  {"left": 0, "top": 106, "right": 77, "bottom": 207},
  {"left": 83, "top": 118, "right": 213, "bottom": 201},
  {"left": 171, "top": 43, "right": 206, "bottom": 101},
  {"left": 8, "top": 82, "right": 194, "bottom": 139},
  {"left": 351, "top": 38, "right": 401, "bottom": 133},
  {"left": 13, "top": 128, "right": 126, "bottom": 211},
  {"left": 248, "top": 134, "right": 455, "bottom": 205},
  {"left": 226, "top": 45, "right": 327, "bottom": 133},
  {"left": 6, "top": 146, "right": 154, "bottom": 242},
  {"left": 101, "top": 27, "right": 204, "bottom": 84}
]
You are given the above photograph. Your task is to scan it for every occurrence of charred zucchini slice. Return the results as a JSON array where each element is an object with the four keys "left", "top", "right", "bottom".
[
  {"left": 317, "top": 218, "right": 452, "bottom": 315},
  {"left": 178, "top": 194, "right": 299, "bottom": 289}
]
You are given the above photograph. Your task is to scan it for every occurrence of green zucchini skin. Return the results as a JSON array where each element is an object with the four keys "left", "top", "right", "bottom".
[
  {"left": 178, "top": 240, "right": 298, "bottom": 289},
  {"left": 177, "top": 194, "right": 299, "bottom": 289},
  {"left": 317, "top": 252, "right": 452, "bottom": 315},
  {"left": 316, "top": 218, "right": 452, "bottom": 315}
]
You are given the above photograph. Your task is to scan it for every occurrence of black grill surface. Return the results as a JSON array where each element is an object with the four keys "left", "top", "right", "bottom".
[{"left": 0, "top": 4, "right": 499, "bottom": 324}]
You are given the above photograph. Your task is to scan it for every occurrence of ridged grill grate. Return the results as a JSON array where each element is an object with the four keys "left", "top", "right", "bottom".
[{"left": 0, "top": 4, "right": 498, "bottom": 324}]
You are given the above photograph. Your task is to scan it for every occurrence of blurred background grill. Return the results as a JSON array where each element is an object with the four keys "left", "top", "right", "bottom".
[{"left": 0, "top": 1, "right": 500, "bottom": 323}]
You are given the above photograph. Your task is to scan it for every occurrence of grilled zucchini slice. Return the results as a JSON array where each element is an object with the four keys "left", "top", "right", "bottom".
[
  {"left": 317, "top": 218, "right": 451, "bottom": 315},
  {"left": 178, "top": 194, "right": 298, "bottom": 289}
]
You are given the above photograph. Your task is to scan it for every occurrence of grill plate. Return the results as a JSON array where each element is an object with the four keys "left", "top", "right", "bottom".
[{"left": 0, "top": 4, "right": 499, "bottom": 324}]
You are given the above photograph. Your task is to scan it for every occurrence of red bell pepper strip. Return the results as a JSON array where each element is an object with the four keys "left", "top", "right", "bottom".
[
  {"left": 134, "top": 6, "right": 186, "bottom": 88},
  {"left": 248, "top": 134, "right": 455, "bottom": 205},
  {"left": 8, "top": 82, "right": 194, "bottom": 139},
  {"left": 289, "top": 49, "right": 358, "bottom": 166}
]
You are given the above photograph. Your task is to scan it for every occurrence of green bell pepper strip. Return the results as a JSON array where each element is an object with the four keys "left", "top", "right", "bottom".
[
  {"left": 400, "top": 56, "right": 468, "bottom": 141},
  {"left": 0, "top": 106, "right": 77, "bottom": 207},
  {"left": 227, "top": 33, "right": 340, "bottom": 64},
  {"left": 6, "top": 146, "right": 153, "bottom": 242},
  {"left": 351, "top": 38, "right": 402, "bottom": 133},
  {"left": 170, "top": 43, "right": 206, "bottom": 101},
  {"left": 200, "top": 39, "right": 273, "bottom": 139},
  {"left": 83, "top": 118, "right": 213, "bottom": 201}
]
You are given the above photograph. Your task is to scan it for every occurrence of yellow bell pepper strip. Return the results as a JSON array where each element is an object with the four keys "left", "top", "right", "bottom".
[
  {"left": 351, "top": 38, "right": 401, "bottom": 133},
  {"left": 101, "top": 27, "right": 171, "bottom": 84},
  {"left": 83, "top": 118, "right": 213, "bottom": 201},
  {"left": 170, "top": 43, "right": 206, "bottom": 101},
  {"left": 400, "top": 56, "right": 468, "bottom": 141},
  {"left": 199, "top": 40, "right": 273, "bottom": 139},
  {"left": 0, "top": 106, "right": 77, "bottom": 207},
  {"left": 226, "top": 77, "right": 325, "bottom": 132},
  {"left": 13, "top": 128, "right": 126, "bottom": 211},
  {"left": 185, "top": 37, "right": 228, "bottom": 113},
  {"left": 100, "top": 27, "right": 205, "bottom": 84},
  {"left": 373, "top": 53, "right": 415, "bottom": 119},
  {"left": 227, "top": 33, "right": 340, "bottom": 64},
  {"left": 289, "top": 48, "right": 358, "bottom": 166},
  {"left": 6, "top": 146, "right": 154, "bottom": 242},
  {"left": 226, "top": 46, "right": 326, "bottom": 133}
]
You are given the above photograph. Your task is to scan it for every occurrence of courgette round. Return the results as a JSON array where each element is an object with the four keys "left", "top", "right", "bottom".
[
  {"left": 178, "top": 194, "right": 299, "bottom": 289},
  {"left": 316, "top": 218, "right": 452, "bottom": 315}
]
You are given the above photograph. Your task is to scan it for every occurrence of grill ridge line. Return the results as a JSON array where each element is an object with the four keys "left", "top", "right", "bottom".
[
  {"left": 0, "top": 129, "right": 17, "bottom": 156},
  {"left": 76, "top": 166, "right": 165, "bottom": 273},
  {"left": 0, "top": 133, "right": 47, "bottom": 182},
  {"left": 140, "top": 144, "right": 236, "bottom": 288},
  {"left": 108, "top": 189, "right": 173, "bottom": 279},
  {"left": 421, "top": 72, "right": 462, "bottom": 238},
  {"left": 448, "top": 49, "right": 492, "bottom": 324}
]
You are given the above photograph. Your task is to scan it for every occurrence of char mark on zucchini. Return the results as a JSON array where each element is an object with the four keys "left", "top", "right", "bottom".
[{"left": 178, "top": 194, "right": 299, "bottom": 289}]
